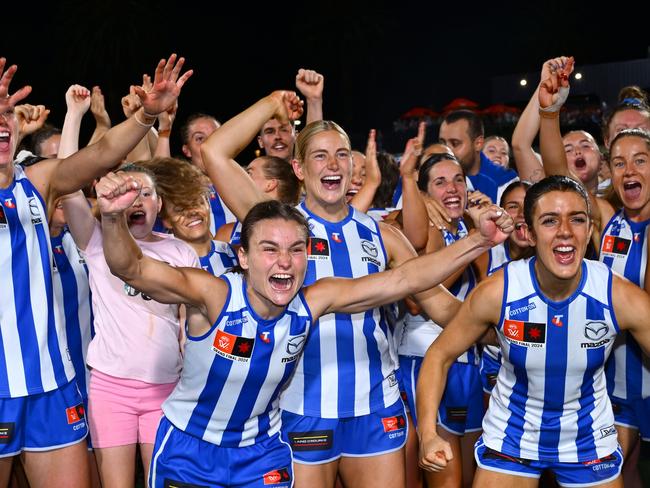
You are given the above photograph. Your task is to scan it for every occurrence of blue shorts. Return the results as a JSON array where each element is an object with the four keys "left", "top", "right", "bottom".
[
  {"left": 281, "top": 399, "right": 407, "bottom": 464},
  {"left": 150, "top": 416, "right": 293, "bottom": 488},
  {"left": 475, "top": 437, "right": 623, "bottom": 487},
  {"left": 0, "top": 380, "right": 88, "bottom": 458},
  {"left": 611, "top": 395, "right": 650, "bottom": 439},
  {"left": 399, "top": 355, "right": 483, "bottom": 435},
  {"left": 479, "top": 351, "right": 501, "bottom": 394}
]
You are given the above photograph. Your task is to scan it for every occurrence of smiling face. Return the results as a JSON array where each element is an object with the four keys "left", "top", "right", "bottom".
[
  {"left": 238, "top": 218, "right": 308, "bottom": 316},
  {"left": 346, "top": 151, "right": 366, "bottom": 203},
  {"left": 562, "top": 131, "right": 601, "bottom": 189},
  {"left": 439, "top": 119, "right": 482, "bottom": 174},
  {"left": 502, "top": 185, "right": 529, "bottom": 249},
  {"left": 483, "top": 137, "right": 510, "bottom": 168},
  {"left": 425, "top": 159, "right": 467, "bottom": 220},
  {"left": 610, "top": 135, "right": 650, "bottom": 221},
  {"left": 292, "top": 129, "right": 352, "bottom": 218},
  {"left": 528, "top": 190, "right": 592, "bottom": 288},
  {"left": 163, "top": 194, "right": 212, "bottom": 245},
  {"left": 124, "top": 172, "right": 162, "bottom": 241},
  {"left": 0, "top": 110, "right": 19, "bottom": 170},
  {"left": 258, "top": 118, "right": 295, "bottom": 160}
]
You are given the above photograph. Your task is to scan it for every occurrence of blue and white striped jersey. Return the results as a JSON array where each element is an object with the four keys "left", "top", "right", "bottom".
[
  {"left": 600, "top": 210, "right": 650, "bottom": 400},
  {"left": 162, "top": 272, "right": 311, "bottom": 447},
  {"left": 483, "top": 257, "right": 619, "bottom": 462},
  {"left": 51, "top": 229, "right": 94, "bottom": 401},
  {"left": 279, "top": 203, "right": 400, "bottom": 418},
  {"left": 208, "top": 185, "right": 236, "bottom": 236},
  {"left": 228, "top": 220, "right": 242, "bottom": 247},
  {"left": 0, "top": 164, "right": 76, "bottom": 397},
  {"left": 199, "top": 240, "right": 237, "bottom": 277}
]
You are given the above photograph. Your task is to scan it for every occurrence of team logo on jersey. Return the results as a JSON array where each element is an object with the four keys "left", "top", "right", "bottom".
[
  {"left": 260, "top": 331, "right": 271, "bottom": 344},
  {"left": 262, "top": 467, "right": 291, "bottom": 485},
  {"left": 209, "top": 189, "right": 217, "bottom": 200},
  {"left": 581, "top": 321, "right": 611, "bottom": 348},
  {"left": 307, "top": 238, "right": 329, "bottom": 260},
  {"left": 3, "top": 198, "right": 15, "bottom": 209},
  {"left": 331, "top": 232, "right": 343, "bottom": 243},
  {"left": 551, "top": 314, "right": 564, "bottom": 327},
  {"left": 282, "top": 334, "right": 306, "bottom": 363},
  {"left": 0, "top": 205, "right": 6, "bottom": 228},
  {"left": 213, "top": 329, "right": 254, "bottom": 362},
  {"left": 503, "top": 319, "right": 546, "bottom": 347},
  {"left": 361, "top": 239, "right": 381, "bottom": 266},
  {"left": 0, "top": 423, "right": 15, "bottom": 444},
  {"left": 28, "top": 197, "right": 42, "bottom": 224},
  {"left": 66, "top": 404, "right": 85, "bottom": 424},
  {"left": 601, "top": 235, "right": 631, "bottom": 256},
  {"left": 53, "top": 245, "right": 64, "bottom": 255}
]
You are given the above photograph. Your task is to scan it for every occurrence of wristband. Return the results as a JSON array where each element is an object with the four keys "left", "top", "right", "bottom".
[
  {"left": 134, "top": 110, "right": 155, "bottom": 128},
  {"left": 539, "top": 109, "right": 560, "bottom": 119},
  {"left": 539, "top": 85, "right": 569, "bottom": 113},
  {"left": 157, "top": 129, "right": 171, "bottom": 137}
]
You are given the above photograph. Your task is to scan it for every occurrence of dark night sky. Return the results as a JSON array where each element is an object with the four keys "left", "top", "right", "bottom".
[{"left": 4, "top": 1, "right": 650, "bottom": 153}]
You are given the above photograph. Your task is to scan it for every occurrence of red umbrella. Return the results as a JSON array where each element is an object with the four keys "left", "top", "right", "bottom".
[
  {"left": 481, "top": 104, "right": 521, "bottom": 115},
  {"left": 442, "top": 98, "right": 479, "bottom": 112},
  {"left": 400, "top": 107, "right": 438, "bottom": 119}
]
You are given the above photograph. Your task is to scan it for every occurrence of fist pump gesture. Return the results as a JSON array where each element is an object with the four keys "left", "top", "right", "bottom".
[
  {"left": 97, "top": 172, "right": 142, "bottom": 215},
  {"left": 539, "top": 56, "right": 574, "bottom": 112},
  {"left": 269, "top": 90, "right": 304, "bottom": 123}
]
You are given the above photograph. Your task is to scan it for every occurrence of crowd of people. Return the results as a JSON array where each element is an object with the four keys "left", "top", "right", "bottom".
[{"left": 1, "top": 52, "right": 650, "bottom": 488}]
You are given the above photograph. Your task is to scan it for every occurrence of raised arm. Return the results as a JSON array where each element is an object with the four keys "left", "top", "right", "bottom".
[
  {"left": 349, "top": 129, "right": 381, "bottom": 213},
  {"left": 399, "top": 122, "right": 430, "bottom": 251},
  {"left": 296, "top": 68, "right": 324, "bottom": 124},
  {"left": 87, "top": 86, "right": 111, "bottom": 145},
  {"left": 201, "top": 91, "right": 303, "bottom": 220},
  {"left": 417, "top": 274, "right": 503, "bottom": 472},
  {"left": 538, "top": 56, "right": 574, "bottom": 178},
  {"left": 15, "top": 103, "right": 49, "bottom": 147},
  {"left": 305, "top": 205, "right": 513, "bottom": 319},
  {"left": 28, "top": 54, "right": 192, "bottom": 202},
  {"left": 512, "top": 85, "right": 544, "bottom": 183},
  {"left": 153, "top": 101, "right": 177, "bottom": 158},
  {"left": 96, "top": 171, "right": 224, "bottom": 316},
  {"left": 120, "top": 83, "right": 152, "bottom": 162},
  {"left": 58, "top": 84, "right": 91, "bottom": 158}
]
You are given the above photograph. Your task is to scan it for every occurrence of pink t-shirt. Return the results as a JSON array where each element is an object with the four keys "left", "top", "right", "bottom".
[{"left": 82, "top": 223, "right": 199, "bottom": 384}]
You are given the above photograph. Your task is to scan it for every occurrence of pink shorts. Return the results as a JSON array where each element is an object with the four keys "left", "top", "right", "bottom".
[{"left": 88, "top": 370, "right": 177, "bottom": 448}]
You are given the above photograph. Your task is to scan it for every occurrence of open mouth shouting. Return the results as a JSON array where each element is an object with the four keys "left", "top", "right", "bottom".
[
  {"left": 321, "top": 175, "right": 342, "bottom": 191},
  {"left": 573, "top": 157, "right": 586, "bottom": 170},
  {"left": 622, "top": 180, "right": 642, "bottom": 201},
  {"left": 514, "top": 221, "right": 528, "bottom": 242},
  {"left": 128, "top": 210, "right": 147, "bottom": 226},
  {"left": 553, "top": 244, "right": 576, "bottom": 265},
  {"left": 0, "top": 130, "right": 10, "bottom": 153},
  {"left": 269, "top": 273, "right": 294, "bottom": 291}
]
